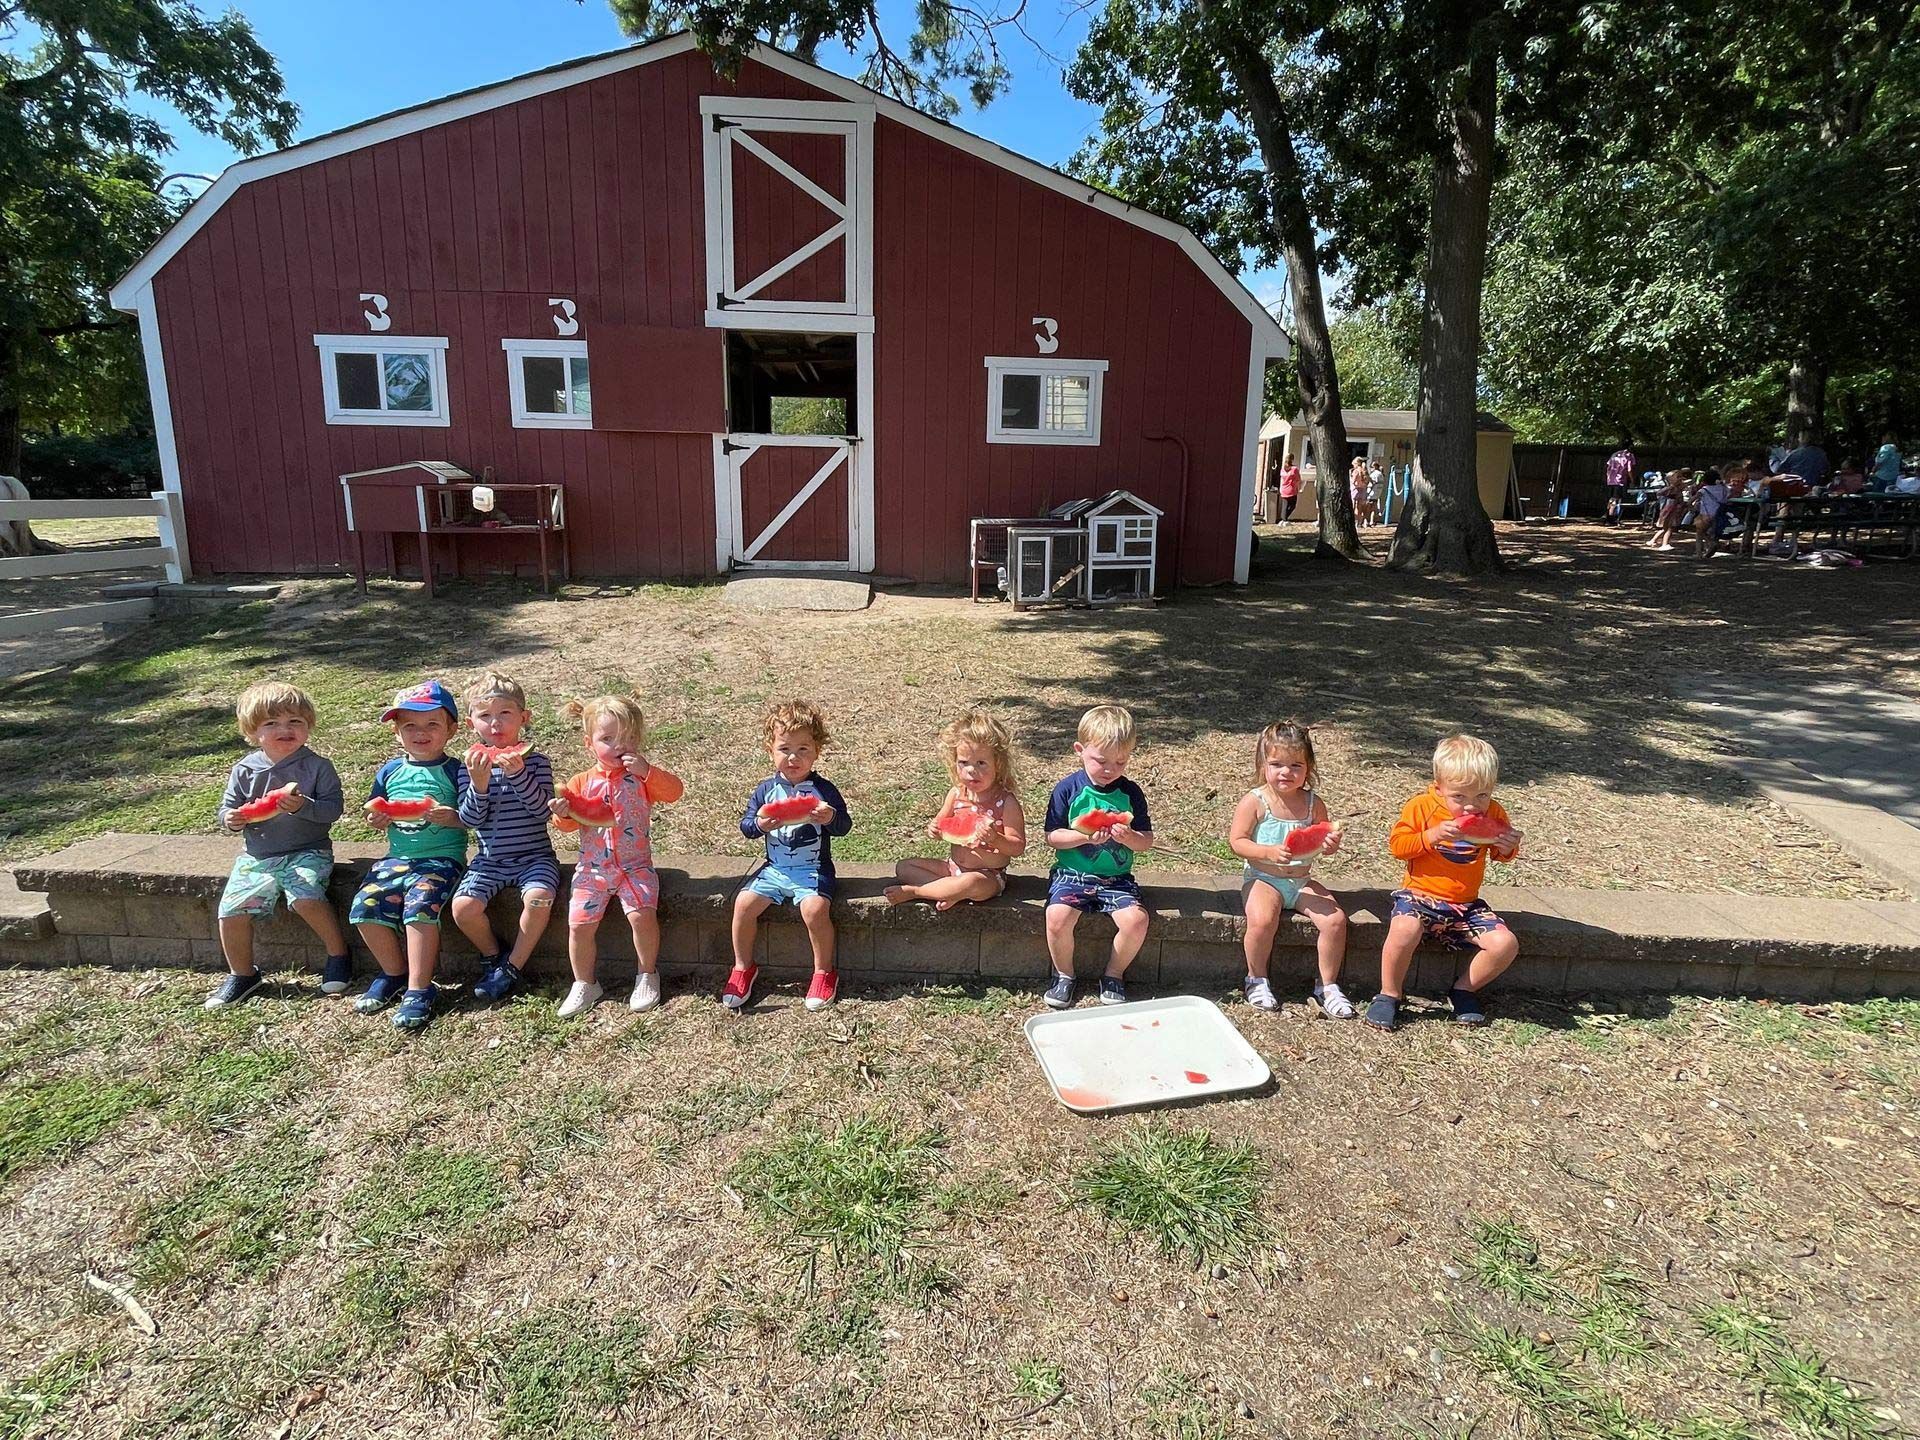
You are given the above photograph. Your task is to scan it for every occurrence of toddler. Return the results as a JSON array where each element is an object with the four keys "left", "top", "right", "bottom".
[
  {"left": 208, "top": 682, "right": 349, "bottom": 1007},
  {"left": 1369, "top": 734, "right": 1522, "bottom": 1032},
  {"left": 728, "top": 699, "right": 851, "bottom": 1012},
  {"left": 1648, "top": 469, "right": 1689, "bottom": 551},
  {"left": 451, "top": 671, "right": 558, "bottom": 1004},
  {"left": 549, "top": 694, "right": 683, "bottom": 1017},
  {"left": 1226, "top": 720, "right": 1352, "bottom": 1016},
  {"left": 1042, "top": 705, "right": 1154, "bottom": 1009},
  {"left": 349, "top": 680, "right": 469, "bottom": 1031},
  {"left": 887, "top": 710, "right": 1027, "bottom": 909}
]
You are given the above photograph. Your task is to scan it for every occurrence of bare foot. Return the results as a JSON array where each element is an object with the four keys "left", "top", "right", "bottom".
[
  {"left": 884, "top": 884, "right": 916, "bottom": 906},
  {"left": 934, "top": 896, "right": 965, "bottom": 912}
]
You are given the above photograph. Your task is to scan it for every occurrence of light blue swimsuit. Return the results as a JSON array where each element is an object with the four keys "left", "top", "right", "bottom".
[{"left": 1242, "top": 788, "right": 1317, "bottom": 909}]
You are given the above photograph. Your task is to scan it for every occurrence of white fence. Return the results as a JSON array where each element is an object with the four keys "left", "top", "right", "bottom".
[{"left": 0, "top": 491, "right": 188, "bottom": 641}]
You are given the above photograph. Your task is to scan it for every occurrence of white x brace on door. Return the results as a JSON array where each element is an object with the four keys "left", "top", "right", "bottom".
[{"left": 700, "top": 98, "right": 873, "bottom": 320}]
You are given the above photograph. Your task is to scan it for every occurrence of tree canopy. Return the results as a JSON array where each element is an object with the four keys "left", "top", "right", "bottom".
[{"left": 0, "top": 0, "right": 297, "bottom": 474}]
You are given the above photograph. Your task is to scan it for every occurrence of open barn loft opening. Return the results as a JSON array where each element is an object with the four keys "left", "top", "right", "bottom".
[{"left": 727, "top": 331, "right": 857, "bottom": 436}]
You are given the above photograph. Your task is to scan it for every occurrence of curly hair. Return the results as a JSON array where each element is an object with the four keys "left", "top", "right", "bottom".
[
  {"left": 1252, "top": 719, "right": 1317, "bottom": 788},
  {"left": 763, "top": 699, "right": 831, "bottom": 751},
  {"left": 235, "top": 681, "right": 316, "bottom": 741}
]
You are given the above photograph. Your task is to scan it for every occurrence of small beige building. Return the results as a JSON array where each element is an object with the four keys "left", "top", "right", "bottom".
[{"left": 1255, "top": 408, "right": 1515, "bottom": 522}]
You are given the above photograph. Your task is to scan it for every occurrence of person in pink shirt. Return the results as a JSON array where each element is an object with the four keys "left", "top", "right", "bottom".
[{"left": 1278, "top": 454, "right": 1301, "bottom": 524}]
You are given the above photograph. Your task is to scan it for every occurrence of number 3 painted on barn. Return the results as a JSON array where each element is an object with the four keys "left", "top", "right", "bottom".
[
  {"left": 360, "top": 293, "right": 391, "bottom": 332},
  {"left": 549, "top": 298, "right": 579, "bottom": 337},
  {"left": 1032, "top": 317, "right": 1059, "bottom": 354}
]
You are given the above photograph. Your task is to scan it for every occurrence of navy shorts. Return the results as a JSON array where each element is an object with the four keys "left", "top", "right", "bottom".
[
  {"left": 455, "top": 852, "right": 562, "bottom": 904},
  {"left": 1390, "top": 889, "right": 1507, "bottom": 951},
  {"left": 1047, "top": 870, "right": 1142, "bottom": 914}
]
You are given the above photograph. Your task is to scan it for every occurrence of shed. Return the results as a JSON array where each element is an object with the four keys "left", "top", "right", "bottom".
[
  {"left": 1255, "top": 409, "right": 1516, "bottom": 522},
  {"left": 109, "top": 34, "right": 1288, "bottom": 588}
]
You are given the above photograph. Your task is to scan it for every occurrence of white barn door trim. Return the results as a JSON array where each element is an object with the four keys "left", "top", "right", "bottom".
[
  {"left": 722, "top": 433, "right": 857, "bottom": 571},
  {"left": 699, "top": 96, "right": 874, "bottom": 323},
  {"left": 702, "top": 96, "right": 876, "bottom": 574}
]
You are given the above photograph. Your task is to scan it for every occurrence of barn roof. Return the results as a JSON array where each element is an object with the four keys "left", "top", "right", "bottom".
[{"left": 109, "top": 32, "right": 1288, "bottom": 356}]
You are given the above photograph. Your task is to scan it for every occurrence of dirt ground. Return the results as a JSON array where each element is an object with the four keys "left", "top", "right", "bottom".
[
  {"left": 0, "top": 966, "right": 1914, "bottom": 1439},
  {"left": 2, "top": 521, "right": 1916, "bottom": 899}
]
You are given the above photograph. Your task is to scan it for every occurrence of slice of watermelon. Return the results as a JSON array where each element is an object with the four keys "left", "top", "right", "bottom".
[
  {"left": 370, "top": 796, "right": 436, "bottom": 821},
  {"left": 1456, "top": 813, "right": 1507, "bottom": 845},
  {"left": 1072, "top": 808, "right": 1133, "bottom": 834},
  {"left": 1283, "top": 821, "right": 1336, "bottom": 858},
  {"left": 563, "top": 781, "right": 616, "bottom": 827},
  {"left": 475, "top": 741, "right": 531, "bottom": 765},
  {"left": 759, "top": 792, "right": 820, "bottom": 825},
  {"left": 937, "top": 813, "right": 985, "bottom": 842},
  {"left": 231, "top": 783, "right": 298, "bottom": 824}
]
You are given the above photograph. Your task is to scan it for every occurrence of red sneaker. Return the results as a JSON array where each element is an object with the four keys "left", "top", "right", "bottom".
[
  {"left": 804, "top": 969, "right": 839, "bottom": 1011},
  {"left": 721, "top": 963, "right": 758, "bottom": 1010}
]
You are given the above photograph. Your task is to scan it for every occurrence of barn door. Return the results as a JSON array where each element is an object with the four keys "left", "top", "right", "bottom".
[
  {"left": 725, "top": 435, "right": 855, "bottom": 570},
  {"left": 702, "top": 99, "right": 871, "bottom": 319}
]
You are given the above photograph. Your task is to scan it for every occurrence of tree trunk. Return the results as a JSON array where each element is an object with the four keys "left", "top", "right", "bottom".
[
  {"left": 0, "top": 330, "right": 22, "bottom": 481},
  {"left": 1785, "top": 351, "right": 1827, "bottom": 446},
  {"left": 1201, "top": 0, "right": 1363, "bottom": 561},
  {"left": 1389, "top": 47, "right": 1500, "bottom": 575}
]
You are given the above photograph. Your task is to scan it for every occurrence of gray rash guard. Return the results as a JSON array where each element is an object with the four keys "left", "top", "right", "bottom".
[{"left": 219, "top": 746, "right": 345, "bottom": 859}]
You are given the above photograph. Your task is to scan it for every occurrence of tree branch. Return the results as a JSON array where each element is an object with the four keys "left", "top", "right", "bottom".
[{"left": 38, "top": 319, "right": 129, "bottom": 338}]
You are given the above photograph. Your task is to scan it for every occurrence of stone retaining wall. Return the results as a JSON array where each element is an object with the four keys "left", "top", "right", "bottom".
[{"left": 8, "top": 834, "right": 1920, "bottom": 1000}]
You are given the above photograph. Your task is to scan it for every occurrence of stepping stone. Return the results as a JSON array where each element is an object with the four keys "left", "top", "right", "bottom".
[{"left": 0, "top": 869, "right": 53, "bottom": 941}]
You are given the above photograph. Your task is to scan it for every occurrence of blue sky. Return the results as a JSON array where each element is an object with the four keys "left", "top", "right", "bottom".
[{"left": 48, "top": 0, "right": 1286, "bottom": 312}]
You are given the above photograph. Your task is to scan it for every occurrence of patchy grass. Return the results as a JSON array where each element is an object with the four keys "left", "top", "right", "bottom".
[
  {"left": 0, "top": 1347, "right": 102, "bottom": 1440},
  {"left": 2, "top": 970, "right": 1918, "bottom": 1439},
  {"left": 0, "top": 1075, "right": 155, "bottom": 1183},
  {"left": 344, "top": 1144, "right": 508, "bottom": 1248},
  {"left": 1073, "top": 1125, "right": 1266, "bottom": 1272},
  {"left": 481, "top": 1305, "right": 704, "bottom": 1439},
  {"left": 135, "top": 1126, "right": 324, "bottom": 1285},
  {"left": 164, "top": 1043, "right": 309, "bottom": 1129},
  {"left": 730, "top": 1115, "right": 948, "bottom": 1296}
]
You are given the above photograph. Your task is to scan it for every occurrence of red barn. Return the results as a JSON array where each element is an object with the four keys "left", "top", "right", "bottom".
[{"left": 110, "top": 34, "right": 1287, "bottom": 587}]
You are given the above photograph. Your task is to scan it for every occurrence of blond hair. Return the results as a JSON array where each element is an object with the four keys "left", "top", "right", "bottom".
[
  {"left": 465, "top": 670, "right": 528, "bottom": 712},
  {"left": 764, "top": 699, "right": 831, "bottom": 750},
  {"left": 562, "top": 694, "right": 647, "bottom": 752},
  {"left": 1076, "top": 704, "right": 1136, "bottom": 752},
  {"left": 236, "top": 681, "right": 315, "bottom": 741},
  {"left": 1433, "top": 733, "right": 1499, "bottom": 789},
  {"left": 941, "top": 709, "right": 1018, "bottom": 793},
  {"left": 1253, "top": 719, "right": 1317, "bottom": 788}
]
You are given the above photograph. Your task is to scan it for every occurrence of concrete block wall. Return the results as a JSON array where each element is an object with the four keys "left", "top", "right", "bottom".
[{"left": 9, "top": 834, "right": 1920, "bottom": 1000}]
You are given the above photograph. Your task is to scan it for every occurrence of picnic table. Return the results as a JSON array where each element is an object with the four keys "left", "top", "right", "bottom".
[{"left": 1723, "top": 492, "right": 1920, "bottom": 559}]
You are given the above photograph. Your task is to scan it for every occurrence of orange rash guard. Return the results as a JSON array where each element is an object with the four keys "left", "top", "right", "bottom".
[{"left": 1387, "top": 787, "right": 1513, "bottom": 905}]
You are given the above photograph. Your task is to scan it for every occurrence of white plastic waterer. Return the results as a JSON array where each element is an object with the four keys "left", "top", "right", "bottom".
[{"left": 471, "top": 485, "right": 495, "bottom": 514}]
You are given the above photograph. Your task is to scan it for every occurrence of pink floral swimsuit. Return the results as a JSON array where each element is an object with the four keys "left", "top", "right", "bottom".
[{"left": 565, "top": 766, "right": 680, "bottom": 926}]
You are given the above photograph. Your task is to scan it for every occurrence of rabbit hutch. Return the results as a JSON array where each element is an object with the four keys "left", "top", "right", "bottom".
[{"left": 970, "top": 489, "right": 1162, "bottom": 609}]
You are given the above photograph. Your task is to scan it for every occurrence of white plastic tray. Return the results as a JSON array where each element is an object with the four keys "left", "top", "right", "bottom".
[{"left": 1023, "top": 995, "right": 1271, "bottom": 1113}]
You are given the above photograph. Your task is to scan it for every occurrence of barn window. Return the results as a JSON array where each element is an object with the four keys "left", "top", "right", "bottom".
[
  {"left": 314, "top": 335, "right": 450, "bottom": 426},
  {"left": 983, "top": 357, "right": 1107, "bottom": 446},
  {"left": 502, "top": 339, "right": 591, "bottom": 429}
]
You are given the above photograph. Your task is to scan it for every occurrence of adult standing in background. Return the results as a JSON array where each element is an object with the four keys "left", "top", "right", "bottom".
[
  {"left": 1873, "top": 432, "right": 1903, "bottom": 491},
  {"left": 1604, "top": 437, "right": 1637, "bottom": 525},
  {"left": 1278, "top": 454, "right": 1301, "bottom": 525}
]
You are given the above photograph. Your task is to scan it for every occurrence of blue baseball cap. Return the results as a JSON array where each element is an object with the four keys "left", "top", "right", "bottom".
[{"left": 381, "top": 679, "right": 459, "bottom": 723}]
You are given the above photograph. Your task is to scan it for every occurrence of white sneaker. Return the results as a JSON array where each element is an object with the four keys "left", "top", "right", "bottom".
[
  {"left": 1313, "top": 983, "right": 1358, "bottom": 1019},
  {"left": 1658, "top": 542, "right": 1676, "bottom": 551},
  {"left": 1243, "top": 976, "right": 1279, "bottom": 1011},
  {"left": 557, "top": 980, "right": 603, "bottom": 1018},
  {"left": 630, "top": 971, "right": 661, "bottom": 1012}
]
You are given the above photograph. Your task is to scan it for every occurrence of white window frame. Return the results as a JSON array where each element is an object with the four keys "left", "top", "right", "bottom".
[
  {"left": 315, "top": 334, "right": 451, "bottom": 427},
  {"left": 501, "top": 338, "right": 591, "bottom": 429},
  {"left": 983, "top": 356, "right": 1108, "bottom": 446}
]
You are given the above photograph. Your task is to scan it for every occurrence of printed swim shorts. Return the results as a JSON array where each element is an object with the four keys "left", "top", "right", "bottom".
[
  {"left": 1046, "top": 870, "right": 1142, "bottom": 914},
  {"left": 1390, "top": 889, "right": 1507, "bottom": 951},
  {"left": 348, "top": 856, "right": 464, "bottom": 930},
  {"left": 219, "top": 849, "right": 333, "bottom": 920}
]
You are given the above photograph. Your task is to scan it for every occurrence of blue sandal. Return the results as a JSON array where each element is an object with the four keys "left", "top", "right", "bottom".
[
  {"left": 472, "top": 960, "right": 522, "bottom": 1003},
  {"left": 1363, "top": 993, "right": 1401, "bottom": 1032},
  {"left": 354, "top": 972, "right": 407, "bottom": 1013},
  {"left": 1448, "top": 987, "right": 1488, "bottom": 1026},
  {"left": 390, "top": 987, "right": 436, "bottom": 1031}
]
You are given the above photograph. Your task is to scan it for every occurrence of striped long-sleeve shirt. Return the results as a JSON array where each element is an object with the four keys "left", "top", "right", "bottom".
[{"left": 457, "top": 751, "right": 556, "bottom": 864}]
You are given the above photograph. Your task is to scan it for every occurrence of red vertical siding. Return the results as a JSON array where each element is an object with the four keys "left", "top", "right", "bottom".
[{"left": 146, "top": 47, "right": 1253, "bottom": 584}]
